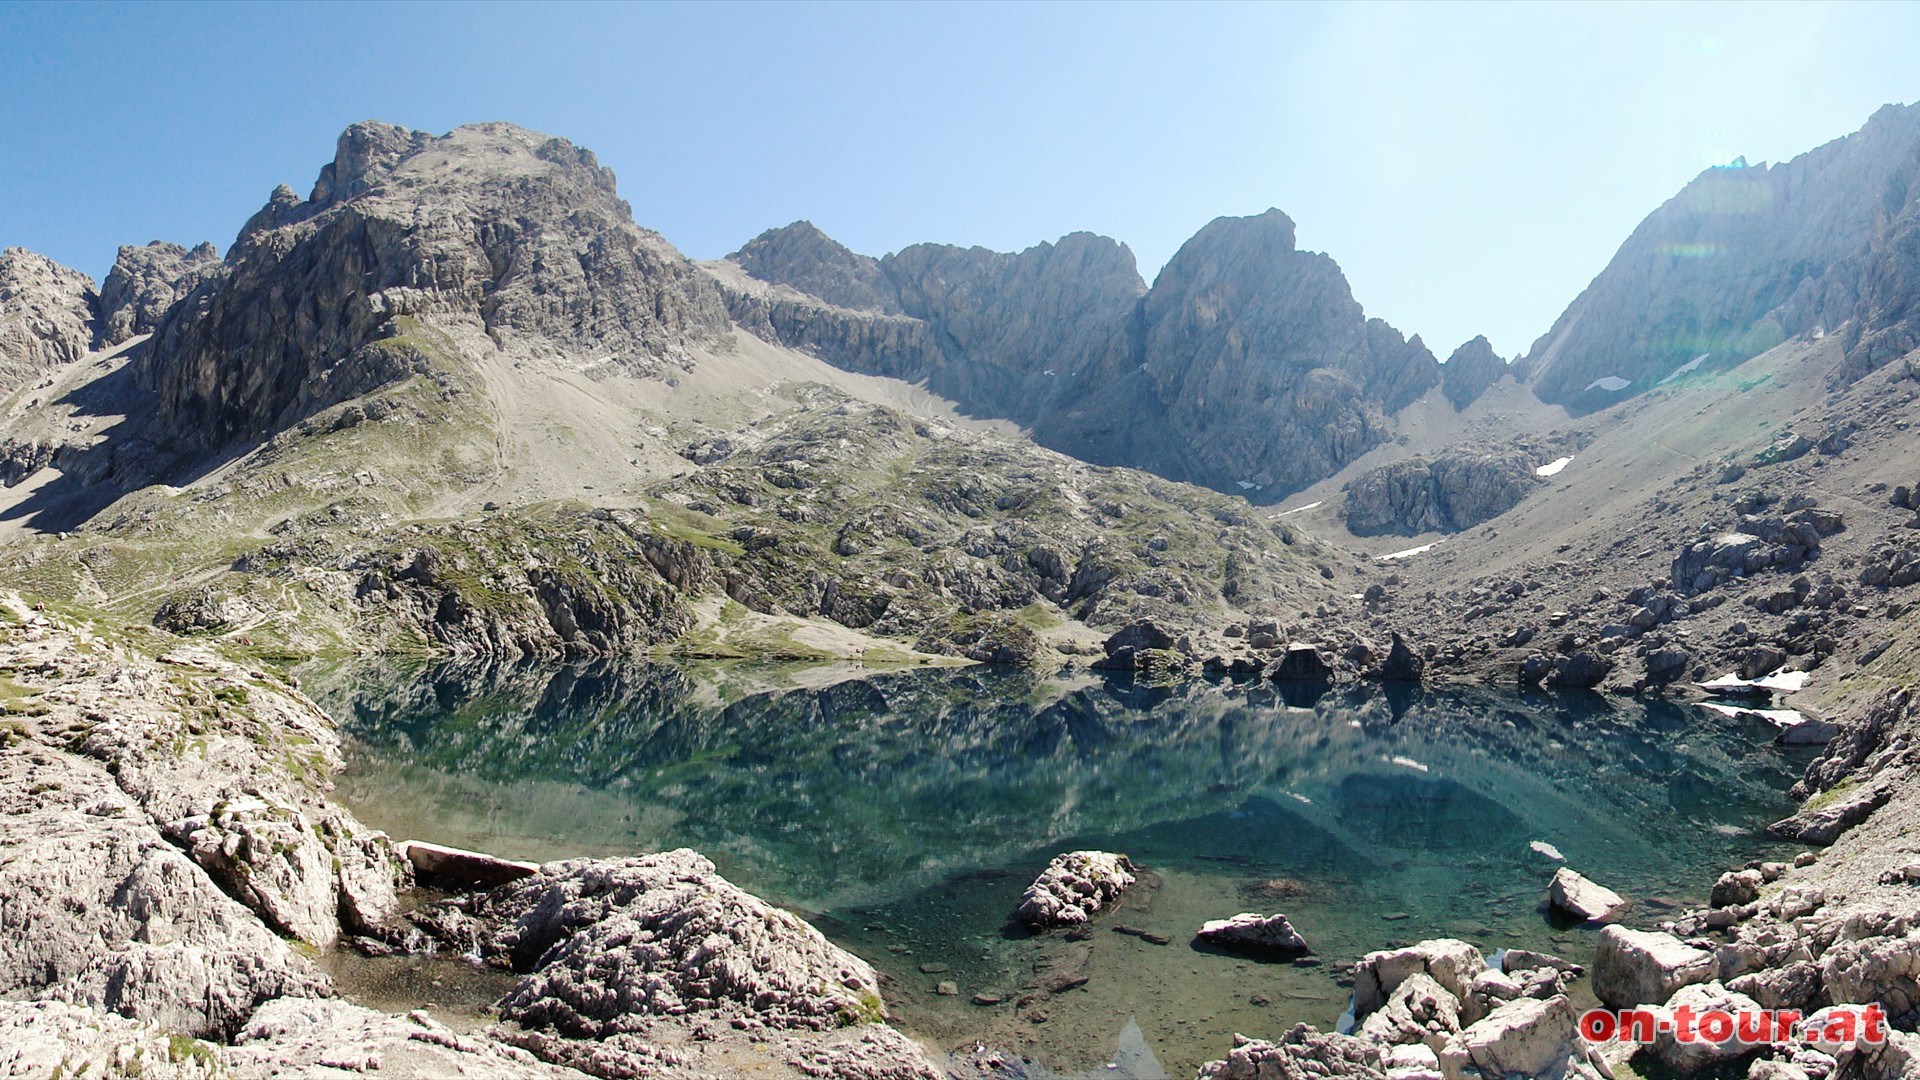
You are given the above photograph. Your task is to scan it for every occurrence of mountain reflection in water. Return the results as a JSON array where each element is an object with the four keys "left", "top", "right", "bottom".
[{"left": 314, "top": 660, "right": 1807, "bottom": 1075}]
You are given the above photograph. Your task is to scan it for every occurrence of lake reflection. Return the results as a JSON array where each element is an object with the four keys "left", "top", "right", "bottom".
[{"left": 314, "top": 660, "right": 1808, "bottom": 1075}]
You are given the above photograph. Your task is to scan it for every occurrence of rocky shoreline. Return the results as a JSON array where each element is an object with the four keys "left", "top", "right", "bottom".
[
  {"left": 6, "top": 586, "right": 1920, "bottom": 1080},
  {"left": 0, "top": 598, "right": 943, "bottom": 1078}
]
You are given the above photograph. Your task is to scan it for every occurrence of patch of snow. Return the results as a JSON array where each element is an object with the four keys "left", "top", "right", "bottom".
[
  {"left": 1530, "top": 840, "right": 1565, "bottom": 861},
  {"left": 1273, "top": 500, "right": 1323, "bottom": 517},
  {"left": 1535, "top": 456, "right": 1573, "bottom": 477},
  {"left": 1287, "top": 792, "right": 1312, "bottom": 805},
  {"left": 1757, "top": 669, "right": 1810, "bottom": 693},
  {"left": 1237, "top": 480, "right": 1259, "bottom": 491},
  {"left": 1696, "top": 702, "right": 1805, "bottom": 727},
  {"left": 1658, "top": 353, "right": 1710, "bottom": 385},
  {"left": 1389, "top": 755, "right": 1430, "bottom": 772},
  {"left": 1584, "top": 375, "right": 1632, "bottom": 393},
  {"left": 1377, "top": 541, "right": 1441, "bottom": 561}
]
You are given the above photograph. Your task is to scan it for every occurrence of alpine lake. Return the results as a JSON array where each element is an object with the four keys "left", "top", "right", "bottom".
[{"left": 309, "top": 659, "right": 1811, "bottom": 1078}]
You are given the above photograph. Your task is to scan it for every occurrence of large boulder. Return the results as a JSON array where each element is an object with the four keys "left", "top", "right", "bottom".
[
  {"left": 1647, "top": 982, "right": 1767, "bottom": 1074},
  {"left": 483, "top": 850, "right": 887, "bottom": 1035},
  {"left": 1436, "top": 994, "right": 1580, "bottom": 1080},
  {"left": 1354, "top": 940, "right": 1489, "bottom": 1020},
  {"left": 1593, "top": 926, "right": 1718, "bottom": 1009},
  {"left": 1354, "top": 972, "right": 1461, "bottom": 1054},
  {"left": 1821, "top": 927, "right": 1920, "bottom": 1026},
  {"left": 1378, "top": 632, "right": 1425, "bottom": 682},
  {"left": 1265, "top": 643, "right": 1333, "bottom": 681},
  {"left": 1198, "top": 1025, "right": 1388, "bottom": 1079},
  {"left": 1548, "top": 867, "right": 1628, "bottom": 923},
  {"left": 1015, "top": 850, "right": 1135, "bottom": 929}
]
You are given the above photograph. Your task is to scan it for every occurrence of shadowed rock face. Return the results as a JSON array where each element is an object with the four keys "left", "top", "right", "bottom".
[
  {"left": 723, "top": 210, "right": 1440, "bottom": 498},
  {"left": 1343, "top": 445, "right": 1541, "bottom": 537},
  {"left": 1526, "top": 102, "right": 1920, "bottom": 411},
  {"left": 96, "top": 240, "right": 221, "bottom": 347},
  {"left": 0, "top": 247, "right": 97, "bottom": 397},
  {"left": 1440, "top": 335, "right": 1507, "bottom": 410},
  {"left": 137, "top": 120, "right": 732, "bottom": 453}
]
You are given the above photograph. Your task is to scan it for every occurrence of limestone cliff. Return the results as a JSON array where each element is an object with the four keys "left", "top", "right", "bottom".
[
  {"left": 136, "top": 121, "right": 733, "bottom": 452},
  {"left": 721, "top": 210, "right": 1440, "bottom": 497},
  {"left": 95, "top": 240, "right": 221, "bottom": 346},
  {"left": 1526, "top": 102, "right": 1920, "bottom": 410},
  {"left": 0, "top": 247, "right": 96, "bottom": 397}
]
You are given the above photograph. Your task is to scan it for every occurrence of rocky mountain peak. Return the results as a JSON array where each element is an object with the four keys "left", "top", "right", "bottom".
[
  {"left": 139, "top": 121, "right": 731, "bottom": 455},
  {"left": 96, "top": 240, "right": 221, "bottom": 347},
  {"left": 1440, "top": 335, "right": 1507, "bottom": 410},
  {"left": 733, "top": 221, "right": 902, "bottom": 314},
  {"left": 310, "top": 120, "right": 433, "bottom": 206},
  {"left": 0, "top": 247, "right": 97, "bottom": 397},
  {"left": 1109, "top": 209, "right": 1439, "bottom": 491}
]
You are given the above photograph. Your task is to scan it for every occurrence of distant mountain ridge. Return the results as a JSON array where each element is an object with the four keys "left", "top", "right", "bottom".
[{"left": 718, "top": 209, "right": 1457, "bottom": 497}]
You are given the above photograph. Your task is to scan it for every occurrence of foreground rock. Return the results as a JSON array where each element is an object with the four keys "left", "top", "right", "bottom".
[
  {"left": 1354, "top": 939, "right": 1490, "bottom": 1019},
  {"left": 1548, "top": 867, "right": 1628, "bottom": 923},
  {"left": 1197, "top": 1025, "right": 1387, "bottom": 1079},
  {"left": 1015, "top": 850, "right": 1136, "bottom": 929},
  {"left": 1592, "top": 925, "right": 1718, "bottom": 1009},
  {"left": 1197, "top": 912, "right": 1311, "bottom": 955},
  {"left": 1437, "top": 994, "right": 1584, "bottom": 1080}
]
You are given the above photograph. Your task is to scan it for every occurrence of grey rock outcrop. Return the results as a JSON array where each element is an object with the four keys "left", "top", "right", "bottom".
[
  {"left": 1016, "top": 850, "right": 1136, "bottom": 929},
  {"left": 1197, "top": 1026, "right": 1387, "bottom": 1080},
  {"left": 478, "top": 851, "right": 885, "bottom": 1034},
  {"left": 138, "top": 121, "right": 732, "bottom": 453},
  {"left": 0, "top": 247, "right": 96, "bottom": 397},
  {"left": 1526, "top": 103, "right": 1920, "bottom": 409},
  {"left": 1056, "top": 209, "right": 1437, "bottom": 495},
  {"left": 733, "top": 220, "right": 904, "bottom": 314},
  {"left": 96, "top": 240, "right": 222, "bottom": 346},
  {"left": 1344, "top": 445, "right": 1541, "bottom": 536},
  {"left": 1440, "top": 336, "right": 1508, "bottom": 410}
]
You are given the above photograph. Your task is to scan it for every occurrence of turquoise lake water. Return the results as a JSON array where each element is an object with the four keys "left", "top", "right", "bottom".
[{"left": 315, "top": 661, "right": 1809, "bottom": 1076}]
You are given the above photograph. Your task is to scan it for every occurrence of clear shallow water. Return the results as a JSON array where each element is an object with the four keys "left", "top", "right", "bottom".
[{"left": 312, "top": 661, "right": 1810, "bottom": 1077}]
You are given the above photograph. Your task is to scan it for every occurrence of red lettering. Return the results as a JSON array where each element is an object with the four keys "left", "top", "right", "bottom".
[
  {"left": 1864, "top": 1005, "right": 1887, "bottom": 1045},
  {"left": 1698, "top": 1010, "right": 1734, "bottom": 1043},
  {"left": 1822, "top": 1011, "right": 1858, "bottom": 1045},
  {"left": 1737, "top": 1009, "right": 1771, "bottom": 1044},
  {"left": 1675, "top": 1004, "right": 1697, "bottom": 1042},
  {"left": 1579, "top": 1010, "right": 1617, "bottom": 1042},
  {"left": 1621, "top": 1010, "right": 1657, "bottom": 1043},
  {"left": 1773, "top": 1009, "right": 1802, "bottom": 1043}
]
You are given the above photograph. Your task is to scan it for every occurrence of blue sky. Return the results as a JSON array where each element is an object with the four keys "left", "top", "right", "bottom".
[{"left": 3, "top": 1, "right": 1917, "bottom": 358}]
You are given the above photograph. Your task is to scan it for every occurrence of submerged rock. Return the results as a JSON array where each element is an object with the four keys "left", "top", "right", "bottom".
[
  {"left": 1548, "top": 867, "right": 1628, "bottom": 923},
  {"left": 1197, "top": 912, "right": 1311, "bottom": 955},
  {"left": 1197, "top": 1025, "right": 1387, "bottom": 1079},
  {"left": 1015, "top": 850, "right": 1136, "bottom": 929}
]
